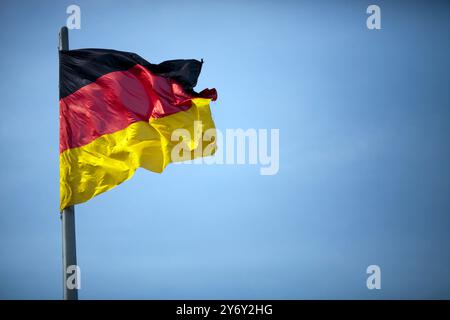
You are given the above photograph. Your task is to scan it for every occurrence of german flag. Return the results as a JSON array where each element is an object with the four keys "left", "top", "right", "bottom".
[{"left": 59, "top": 49, "right": 217, "bottom": 210}]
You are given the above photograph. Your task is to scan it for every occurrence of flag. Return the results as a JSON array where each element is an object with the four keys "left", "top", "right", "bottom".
[{"left": 59, "top": 49, "right": 217, "bottom": 210}]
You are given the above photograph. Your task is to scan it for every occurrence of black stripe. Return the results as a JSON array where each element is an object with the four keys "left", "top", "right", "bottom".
[{"left": 59, "top": 49, "right": 203, "bottom": 99}]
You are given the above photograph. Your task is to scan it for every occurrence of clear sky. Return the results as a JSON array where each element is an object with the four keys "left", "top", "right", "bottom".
[{"left": 0, "top": 0, "right": 449, "bottom": 299}]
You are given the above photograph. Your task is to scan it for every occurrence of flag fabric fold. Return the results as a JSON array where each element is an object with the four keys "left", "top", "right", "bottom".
[{"left": 59, "top": 49, "right": 217, "bottom": 210}]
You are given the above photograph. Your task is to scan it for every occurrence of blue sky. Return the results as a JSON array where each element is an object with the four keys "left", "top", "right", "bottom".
[{"left": 0, "top": 0, "right": 449, "bottom": 299}]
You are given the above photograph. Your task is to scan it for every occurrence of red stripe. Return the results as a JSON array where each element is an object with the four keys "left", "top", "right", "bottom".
[{"left": 60, "top": 64, "right": 200, "bottom": 153}]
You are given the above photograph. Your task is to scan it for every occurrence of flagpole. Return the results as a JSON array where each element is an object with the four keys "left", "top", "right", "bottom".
[{"left": 59, "top": 26, "right": 78, "bottom": 300}]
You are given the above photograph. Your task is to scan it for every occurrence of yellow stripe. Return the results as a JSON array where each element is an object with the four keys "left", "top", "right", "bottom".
[{"left": 60, "top": 98, "right": 216, "bottom": 210}]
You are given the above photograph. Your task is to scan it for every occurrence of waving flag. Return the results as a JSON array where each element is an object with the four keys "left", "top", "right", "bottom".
[{"left": 59, "top": 49, "right": 217, "bottom": 210}]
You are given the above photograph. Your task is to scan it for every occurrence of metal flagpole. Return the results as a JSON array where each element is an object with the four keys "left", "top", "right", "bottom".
[{"left": 59, "top": 26, "right": 78, "bottom": 300}]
